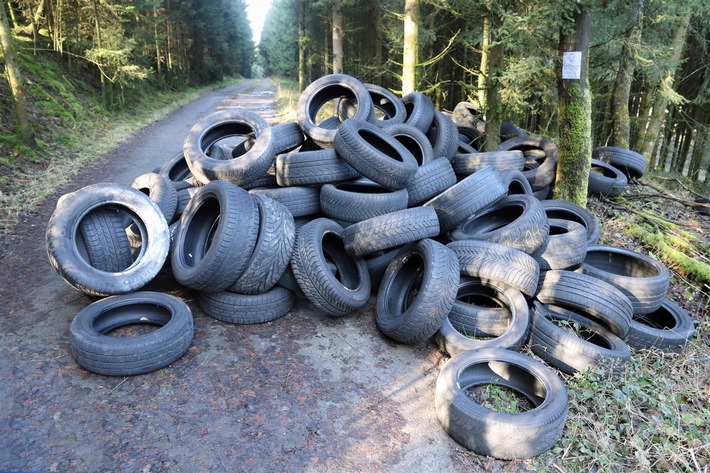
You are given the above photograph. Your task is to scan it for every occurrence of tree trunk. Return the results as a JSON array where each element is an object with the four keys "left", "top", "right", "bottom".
[
  {"left": 7, "top": 0, "right": 19, "bottom": 29},
  {"left": 0, "top": 1, "right": 35, "bottom": 144},
  {"left": 298, "top": 0, "right": 307, "bottom": 91},
  {"left": 478, "top": 2, "right": 491, "bottom": 110},
  {"left": 688, "top": 126, "right": 707, "bottom": 181},
  {"left": 554, "top": 7, "right": 592, "bottom": 206},
  {"left": 402, "top": 0, "right": 418, "bottom": 94},
  {"left": 631, "top": 84, "right": 654, "bottom": 152},
  {"left": 332, "top": 0, "right": 343, "bottom": 74},
  {"left": 641, "top": 15, "right": 690, "bottom": 163},
  {"left": 610, "top": 0, "right": 643, "bottom": 149},
  {"left": 483, "top": 41, "right": 503, "bottom": 151}
]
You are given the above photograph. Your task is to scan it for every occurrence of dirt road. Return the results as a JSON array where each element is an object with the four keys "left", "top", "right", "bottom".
[{"left": 0, "top": 79, "right": 525, "bottom": 472}]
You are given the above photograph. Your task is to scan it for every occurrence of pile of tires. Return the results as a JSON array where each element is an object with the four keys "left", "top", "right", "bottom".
[
  {"left": 46, "top": 73, "right": 694, "bottom": 459},
  {"left": 588, "top": 146, "right": 647, "bottom": 197}
]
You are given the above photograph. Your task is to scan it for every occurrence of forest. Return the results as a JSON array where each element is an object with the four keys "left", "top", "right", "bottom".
[
  {"left": 259, "top": 0, "right": 710, "bottom": 187},
  {"left": 1, "top": 0, "right": 709, "bottom": 187}
]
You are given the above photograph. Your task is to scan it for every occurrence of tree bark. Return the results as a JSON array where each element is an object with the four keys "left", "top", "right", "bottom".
[
  {"left": 483, "top": 41, "right": 503, "bottom": 151},
  {"left": 554, "top": 7, "right": 592, "bottom": 206},
  {"left": 641, "top": 15, "right": 690, "bottom": 164},
  {"left": 0, "top": 0, "right": 35, "bottom": 144},
  {"left": 332, "top": 0, "right": 343, "bottom": 74},
  {"left": 402, "top": 0, "right": 418, "bottom": 94},
  {"left": 610, "top": 0, "right": 643, "bottom": 149},
  {"left": 298, "top": 0, "right": 307, "bottom": 91},
  {"left": 478, "top": 1, "right": 491, "bottom": 110}
]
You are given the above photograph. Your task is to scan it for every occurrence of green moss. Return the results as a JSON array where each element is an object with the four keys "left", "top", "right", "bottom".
[
  {"left": 554, "top": 82, "right": 592, "bottom": 206},
  {"left": 626, "top": 224, "right": 710, "bottom": 284}
]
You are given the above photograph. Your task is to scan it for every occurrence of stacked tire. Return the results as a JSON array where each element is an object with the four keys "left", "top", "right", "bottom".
[{"left": 46, "top": 73, "right": 694, "bottom": 460}]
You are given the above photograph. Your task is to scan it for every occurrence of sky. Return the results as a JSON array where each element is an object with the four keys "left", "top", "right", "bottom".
[{"left": 245, "top": 0, "right": 273, "bottom": 45}]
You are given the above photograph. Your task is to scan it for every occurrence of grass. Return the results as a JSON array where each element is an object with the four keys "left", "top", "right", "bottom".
[{"left": 0, "top": 46, "right": 243, "bottom": 236}]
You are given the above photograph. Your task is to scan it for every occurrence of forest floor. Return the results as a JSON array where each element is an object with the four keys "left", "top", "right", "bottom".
[{"left": 0, "top": 78, "right": 708, "bottom": 472}]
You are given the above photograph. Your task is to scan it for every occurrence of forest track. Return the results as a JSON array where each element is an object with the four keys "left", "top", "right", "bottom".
[{"left": 0, "top": 78, "right": 519, "bottom": 473}]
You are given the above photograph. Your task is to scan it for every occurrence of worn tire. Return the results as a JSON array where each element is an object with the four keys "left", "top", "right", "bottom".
[
  {"left": 342, "top": 206, "right": 441, "bottom": 257},
  {"left": 593, "top": 146, "right": 646, "bottom": 179},
  {"left": 290, "top": 218, "right": 371, "bottom": 316},
  {"left": 320, "top": 179, "right": 409, "bottom": 223},
  {"left": 183, "top": 110, "right": 274, "bottom": 186},
  {"left": 47, "top": 183, "right": 170, "bottom": 296},
  {"left": 402, "top": 91, "right": 435, "bottom": 132},
  {"left": 405, "top": 157, "right": 457, "bottom": 206},
  {"left": 625, "top": 298, "right": 695, "bottom": 353},
  {"left": 69, "top": 291, "right": 194, "bottom": 376},
  {"left": 159, "top": 152, "right": 193, "bottom": 182},
  {"left": 77, "top": 208, "right": 134, "bottom": 273},
  {"left": 171, "top": 181, "right": 260, "bottom": 292},
  {"left": 497, "top": 136, "right": 558, "bottom": 191},
  {"left": 448, "top": 194, "right": 549, "bottom": 254},
  {"left": 536, "top": 270, "right": 633, "bottom": 337},
  {"left": 435, "top": 280, "right": 530, "bottom": 356},
  {"left": 531, "top": 219, "right": 588, "bottom": 270},
  {"left": 334, "top": 118, "right": 418, "bottom": 189},
  {"left": 529, "top": 302, "right": 631, "bottom": 375},
  {"left": 423, "top": 166, "right": 507, "bottom": 232},
  {"left": 588, "top": 159, "right": 628, "bottom": 197},
  {"left": 540, "top": 199, "right": 600, "bottom": 245},
  {"left": 376, "top": 239, "right": 459, "bottom": 344},
  {"left": 384, "top": 123, "right": 435, "bottom": 166},
  {"left": 427, "top": 110, "right": 459, "bottom": 161},
  {"left": 578, "top": 245, "right": 670, "bottom": 315},
  {"left": 435, "top": 348, "right": 567, "bottom": 459},
  {"left": 275, "top": 148, "right": 359, "bottom": 186},
  {"left": 296, "top": 74, "right": 374, "bottom": 148},
  {"left": 447, "top": 240, "right": 540, "bottom": 297},
  {"left": 228, "top": 194, "right": 296, "bottom": 294},
  {"left": 198, "top": 286, "right": 295, "bottom": 324},
  {"left": 249, "top": 186, "right": 321, "bottom": 218},
  {"left": 453, "top": 151, "right": 525, "bottom": 176}
]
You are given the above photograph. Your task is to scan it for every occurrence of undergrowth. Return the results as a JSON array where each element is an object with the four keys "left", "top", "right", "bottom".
[{"left": 0, "top": 48, "right": 242, "bottom": 236}]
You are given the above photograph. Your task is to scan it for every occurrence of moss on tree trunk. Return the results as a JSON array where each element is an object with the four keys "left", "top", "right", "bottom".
[{"left": 555, "top": 82, "right": 591, "bottom": 204}]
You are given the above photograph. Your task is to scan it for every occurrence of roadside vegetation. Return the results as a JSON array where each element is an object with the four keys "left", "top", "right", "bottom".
[{"left": 0, "top": 46, "right": 242, "bottom": 236}]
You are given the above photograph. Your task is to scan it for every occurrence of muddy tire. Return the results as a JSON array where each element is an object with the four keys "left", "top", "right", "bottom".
[
  {"left": 171, "top": 181, "right": 260, "bottom": 292},
  {"left": 198, "top": 286, "right": 295, "bottom": 324},
  {"left": 69, "top": 292, "right": 194, "bottom": 376},
  {"left": 376, "top": 239, "right": 459, "bottom": 344},
  {"left": 435, "top": 348, "right": 567, "bottom": 459},
  {"left": 290, "top": 218, "right": 371, "bottom": 316},
  {"left": 47, "top": 183, "right": 170, "bottom": 296}
]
